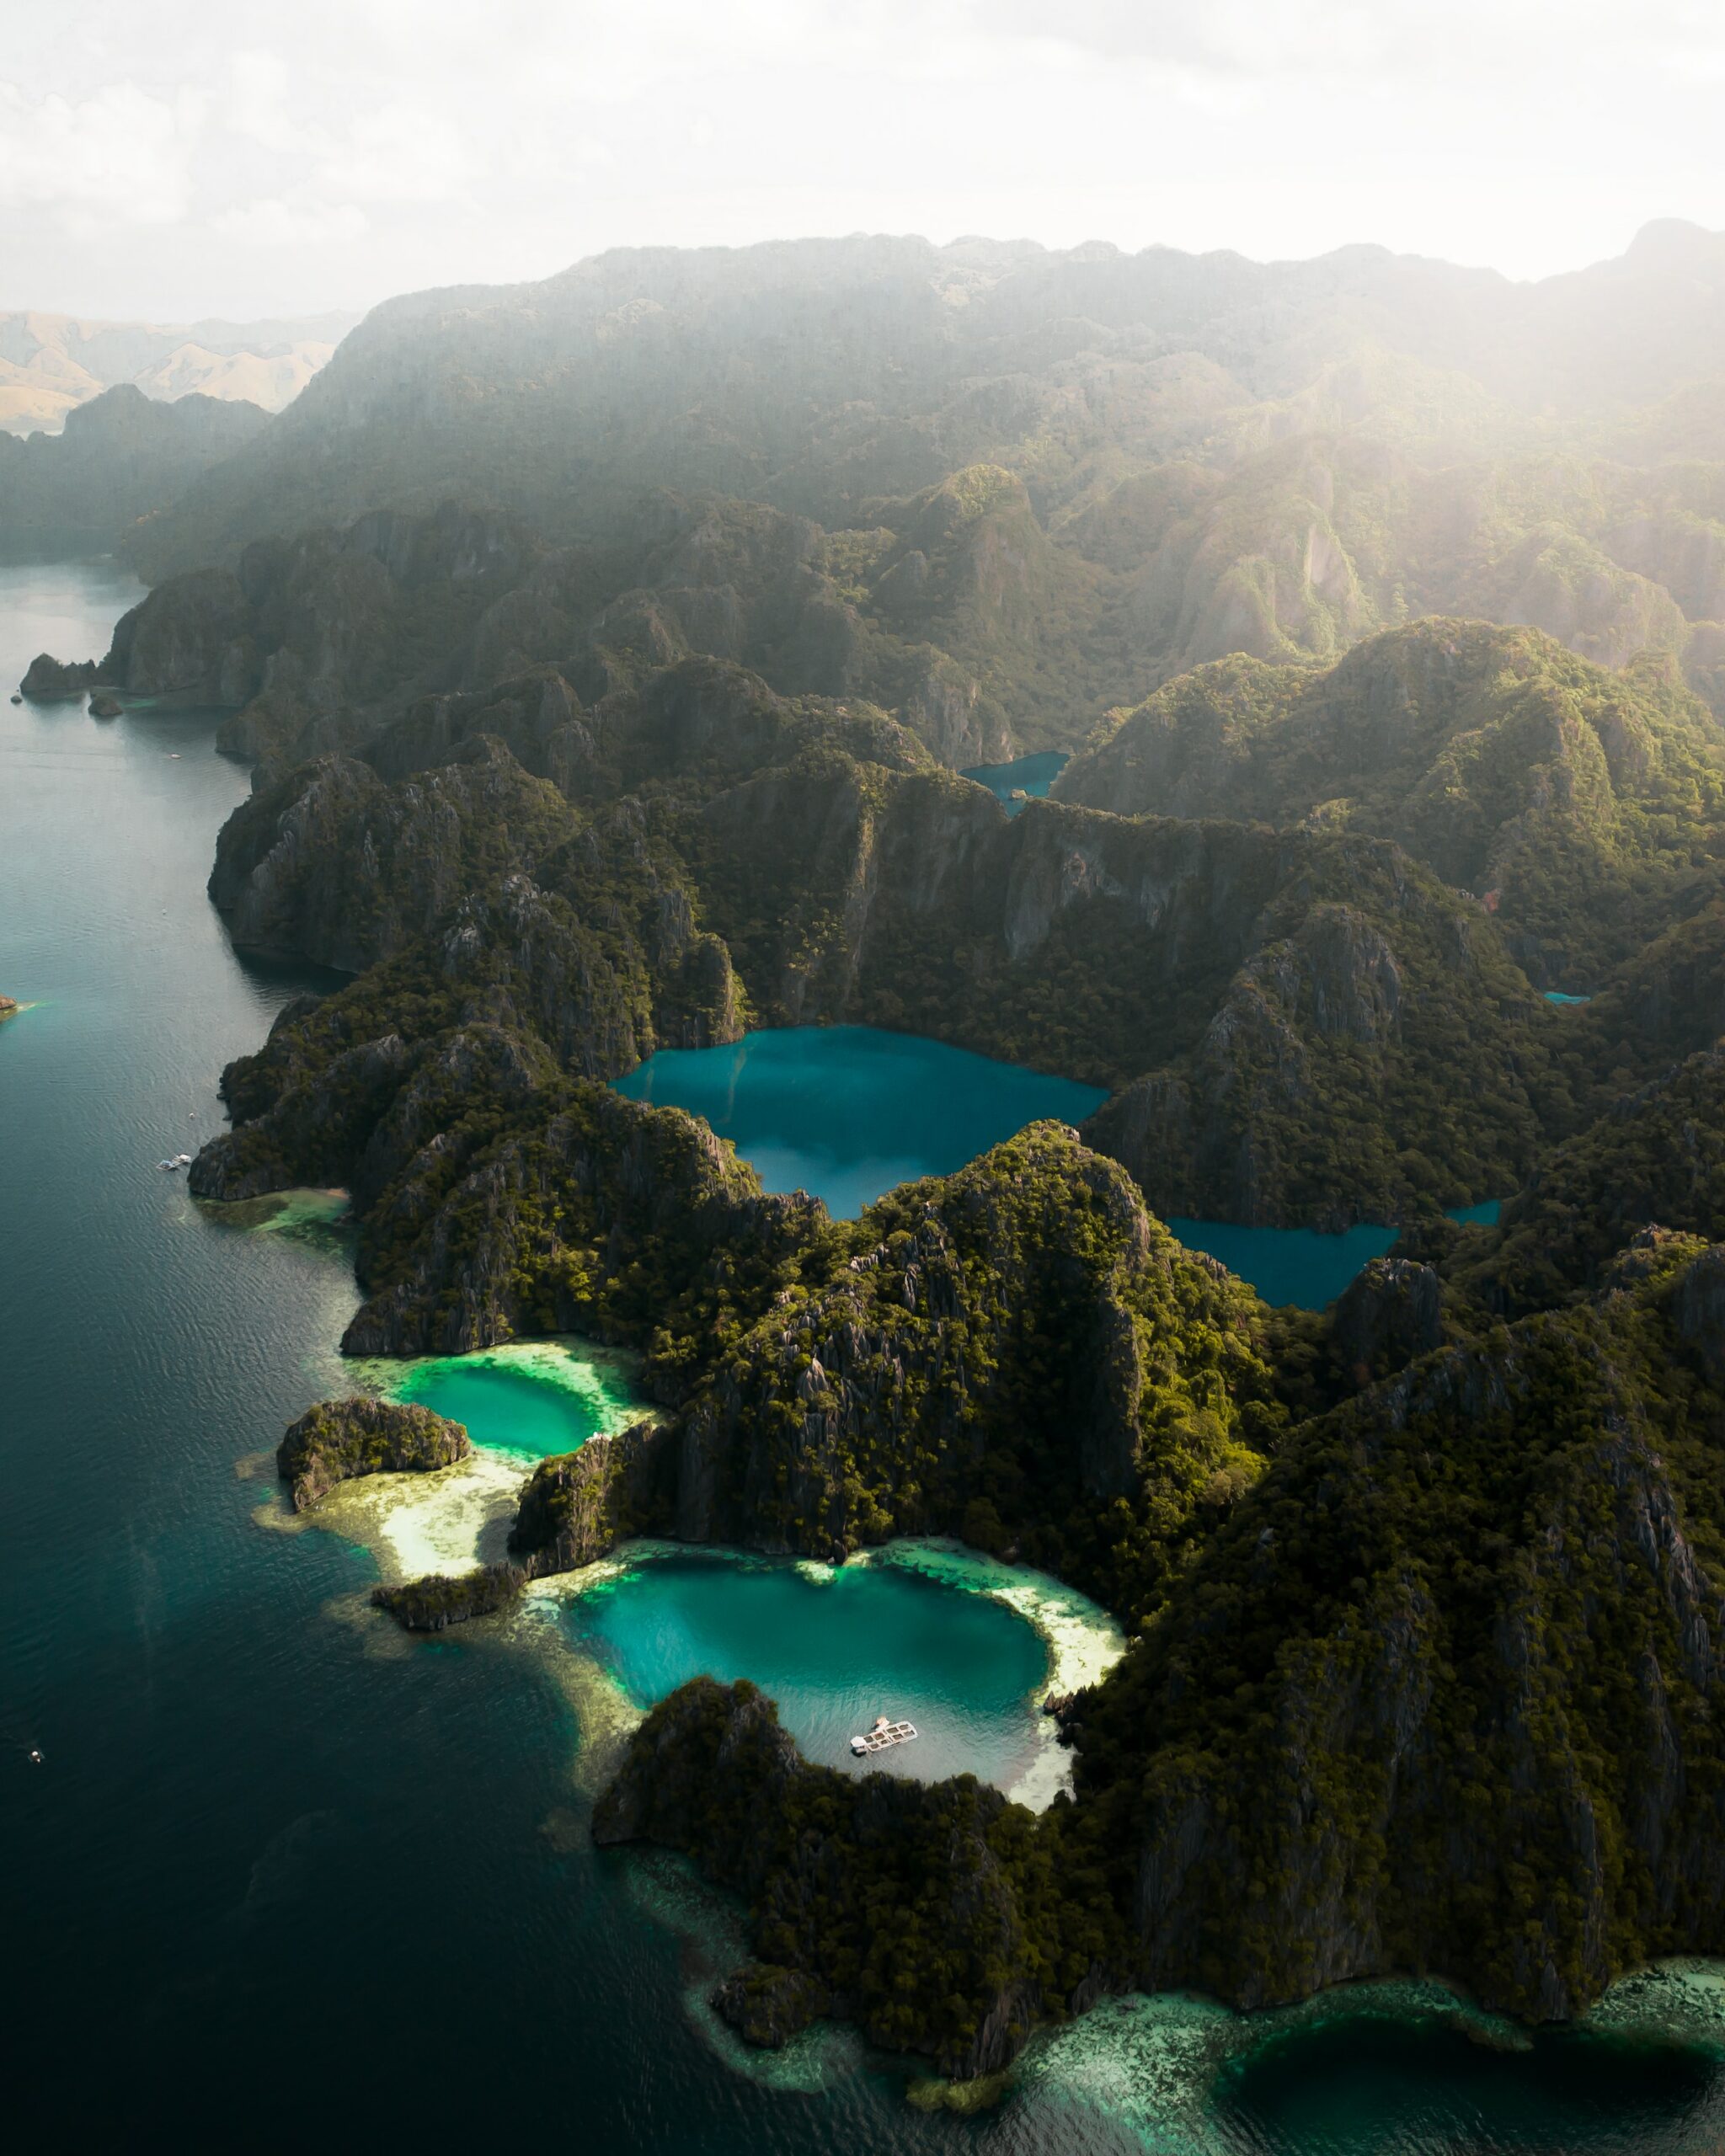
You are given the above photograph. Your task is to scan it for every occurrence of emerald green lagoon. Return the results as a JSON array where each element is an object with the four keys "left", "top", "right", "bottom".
[
  {"left": 612, "top": 1024, "right": 1108, "bottom": 1219},
  {"left": 379, "top": 1341, "right": 644, "bottom": 1461}
]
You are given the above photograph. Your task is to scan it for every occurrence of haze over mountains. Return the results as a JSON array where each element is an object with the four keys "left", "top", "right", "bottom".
[
  {"left": 24, "top": 220, "right": 1720, "bottom": 754},
  {"left": 0, "top": 307, "right": 358, "bottom": 435}
]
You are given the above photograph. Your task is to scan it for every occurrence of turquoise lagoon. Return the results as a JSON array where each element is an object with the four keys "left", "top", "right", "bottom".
[
  {"left": 345, "top": 1345, "right": 1122, "bottom": 1803},
  {"left": 613, "top": 1024, "right": 1108, "bottom": 1219},
  {"left": 960, "top": 749, "right": 1070, "bottom": 813},
  {"left": 1167, "top": 1199, "right": 1504, "bottom": 1310},
  {"left": 7, "top": 558, "right": 1722, "bottom": 2150},
  {"left": 380, "top": 1339, "right": 644, "bottom": 1461},
  {"left": 613, "top": 1021, "right": 1504, "bottom": 1308},
  {"left": 555, "top": 1540, "right": 1120, "bottom": 1805}
]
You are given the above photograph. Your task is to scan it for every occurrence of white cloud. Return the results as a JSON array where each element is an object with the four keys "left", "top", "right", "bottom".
[
  {"left": 0, "top": 78, "right": 200, "bottom": 226},
  {"left": 3, "top": 1, "right": 1725, "bottom": 317},
  {"left": 211, "top": 195, "right": 368, "bottom": 247}
]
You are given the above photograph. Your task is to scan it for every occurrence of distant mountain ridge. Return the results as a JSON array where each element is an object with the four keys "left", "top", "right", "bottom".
[
  {"left": 0, "top": 307, "right": 357, "bottom": 436},
  {"left": 114, "top": 226, "right": 1725, "bottom": 735}
]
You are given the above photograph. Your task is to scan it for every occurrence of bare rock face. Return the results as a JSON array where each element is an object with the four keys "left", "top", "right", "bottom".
[
  {"left": 1332, "top": 1257, "right": 1443, "bottom": 1380},
  {"left": 1674, "top": 1244, "right": 1725, "bottom": 1383},
  {"left": 275, "top": 1395, "right": 470, "bottom": 1509},
  {"left": 104, "top": 568, "right": 255, "bottom": 702},
  {"left": 509, "top": 1421, "right": 676, "bottom": 1573}
]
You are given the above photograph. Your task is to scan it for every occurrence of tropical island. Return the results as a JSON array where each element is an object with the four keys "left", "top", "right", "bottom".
[{"left": 28, "top": 228, "right": 1725, "bottom": 2091}]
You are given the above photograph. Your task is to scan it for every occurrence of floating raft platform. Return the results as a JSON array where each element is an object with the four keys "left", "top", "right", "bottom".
[{"left": 850, "top": 1715, "right": 917, "bottom": 1757}]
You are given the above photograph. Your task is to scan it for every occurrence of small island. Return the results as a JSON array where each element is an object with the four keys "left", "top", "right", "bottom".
[{"left": 276, "top": 1395, "right": 470, "bottom": 1510}]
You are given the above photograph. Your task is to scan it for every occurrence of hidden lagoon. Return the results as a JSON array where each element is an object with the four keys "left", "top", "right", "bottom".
[{"left": 6, "top": 559, "right": 1722, "bottom": 2152}]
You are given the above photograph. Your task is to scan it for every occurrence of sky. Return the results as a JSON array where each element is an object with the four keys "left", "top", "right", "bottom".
[{"left": 4, "top": 0, "right": 1725, "bottom": 325}]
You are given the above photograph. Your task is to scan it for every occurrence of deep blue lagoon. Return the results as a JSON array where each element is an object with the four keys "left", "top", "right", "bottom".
[
  {"left": 613, "top": 1023, "right": 1108, "bottom": 1218},
  {"left": 961, "top": 749, "right": 1070, "bottom": 814}
]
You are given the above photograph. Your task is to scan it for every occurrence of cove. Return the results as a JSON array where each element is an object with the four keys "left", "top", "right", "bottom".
[
  {"left": 376, "top": 1340, "right": 645, "bottom": 1462},
  {"left": 613, "top": 1024, "right": 1108, "bottom": 1219},
  {"left": 302, "top": 1342, "right": 654, "bottom": 1583},
  {"left": 1013, "top": 1969, "right": 1725, "bottom": 2154},
  {"left": 960, "top": 750, "right": 1069, "bottom": 814},
  {"left": 1171, "top": 1199, "right": 1507, "bottom": 1310},
  {"left": 555, "top": 1540, "right": 1109, "bottom": 1803}
]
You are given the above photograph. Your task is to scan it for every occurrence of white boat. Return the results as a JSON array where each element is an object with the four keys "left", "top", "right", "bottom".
[
  {"left": 174, "top": 1153, "right": 193, "bottom": 1166},
  {"left": 850, "top": 1714, "right": 917, "bottom": 1756}
]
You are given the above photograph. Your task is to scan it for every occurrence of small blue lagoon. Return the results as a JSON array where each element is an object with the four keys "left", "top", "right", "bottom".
[
  {"left": 612, "top": 1024, "right": 1108, "bottom": 1219},
  {"left": 1168, "top": 1219, "right": 1398, "bottom": 1310},
  {"left": 1170, "top": 1200, "right": 1505, "bottom": 1310},
  {"left": 961, "top": 749, "right": 1070, "bottom": 814},
  {"left": 1545, "top": 990, "right": 1593, "bottom": 1005}
]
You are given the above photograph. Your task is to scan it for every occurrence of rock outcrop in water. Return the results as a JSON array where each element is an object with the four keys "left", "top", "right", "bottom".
[
  {"left": 276, "top": 1395, "right": 470, "bottom": 1509},
  {"left": 371, "top": 1563, "right": 524, "bottom": 1630},
  {"left": 20, "top": 654, "right": 100, "bottom": 699},
  {"left": 509, "top": 1420, "right": 675, "bottom": 1573}
]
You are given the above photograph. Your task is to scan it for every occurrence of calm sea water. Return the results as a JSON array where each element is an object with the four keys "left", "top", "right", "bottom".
[
  {"left": 5, "top": 561, "right": 1719, "bottom": 2150},
  {"left": 613, "top": 1024, "right": 1109, "bottom": 1218}
]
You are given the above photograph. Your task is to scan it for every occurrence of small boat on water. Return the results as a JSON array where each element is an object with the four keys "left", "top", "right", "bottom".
[
  {"left": 850, "top": 1714, "right": 917, "bottom": 1757},
  {"left": 174, "top": 1153, "right": 192, "bottom": 1166},
  {"left": 158, "top": 1159, "right": 178, "bottom": 1171}
]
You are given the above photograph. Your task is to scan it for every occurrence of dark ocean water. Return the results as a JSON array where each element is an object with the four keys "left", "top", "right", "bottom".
[{"left": 5, "top": 560, "right": 1722, "bottom": 2152}]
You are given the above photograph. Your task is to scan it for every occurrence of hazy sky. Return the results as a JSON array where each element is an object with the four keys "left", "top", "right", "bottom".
[{"left": 5, "top": 0, "right": 1725, "bottom": 323}]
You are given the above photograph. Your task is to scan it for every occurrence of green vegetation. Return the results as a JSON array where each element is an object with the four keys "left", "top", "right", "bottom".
[
  {"left": 593, "top": 1676, "right": 1125, "bottom": 2079},
  {"left": 1059, "top": 622, "right": 1725, "bottom": 985},
  {"left": 372, "top": 1564, "right": 525, "bottom": 1630},
  {"left": 276, "top": 1395, "right": 470, "bottom": 1509},
  {"left": 600, "top": 1237, "right": 1725, "bottom": 2065},
  {"left": 152, "top": 229, "right": 1725, "bottom": 2083}
]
